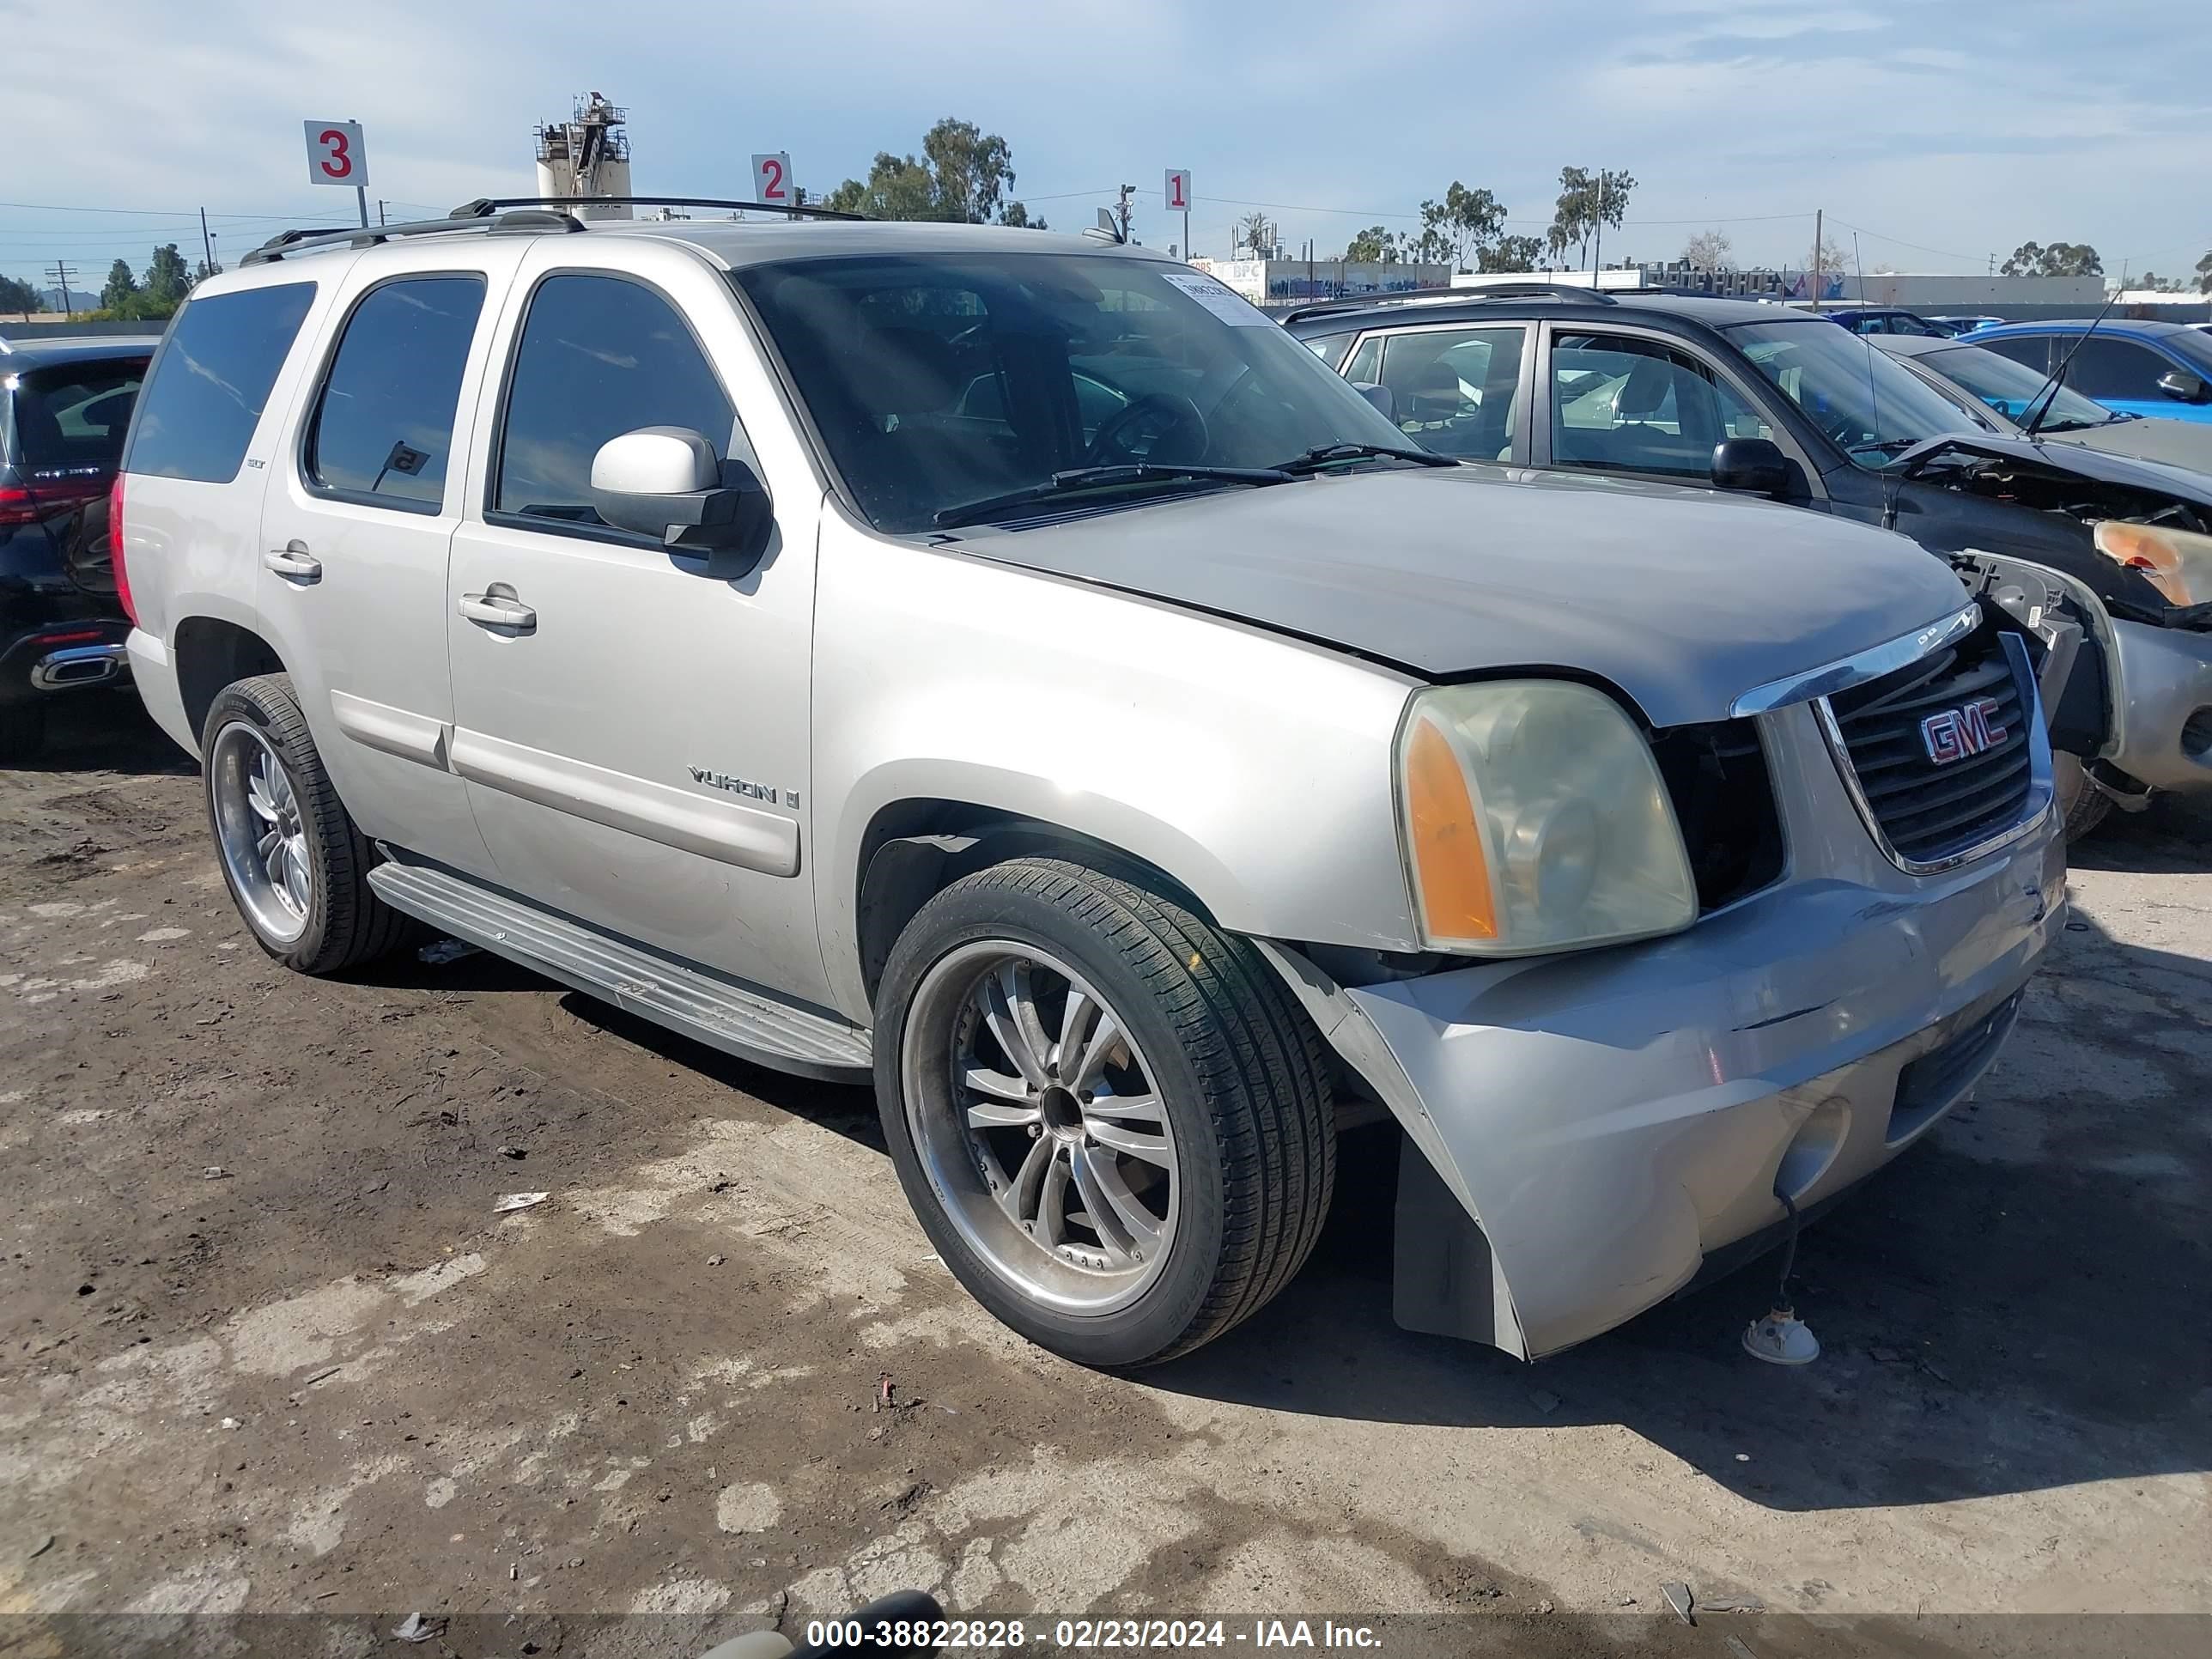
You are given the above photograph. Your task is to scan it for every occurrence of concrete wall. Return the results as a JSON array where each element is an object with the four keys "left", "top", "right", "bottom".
[{"left": 1195, "top": 257, "right": 1453, "bottom": 307}]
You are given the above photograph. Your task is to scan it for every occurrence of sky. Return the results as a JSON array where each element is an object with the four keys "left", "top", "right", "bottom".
[{"left": 5, "top": 0, "right": 2209, "bottom": 295}]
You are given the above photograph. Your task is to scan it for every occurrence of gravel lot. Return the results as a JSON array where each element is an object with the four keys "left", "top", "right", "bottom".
[{"left": 2, "top": 693, "right": 2206, "bottom": 1653}]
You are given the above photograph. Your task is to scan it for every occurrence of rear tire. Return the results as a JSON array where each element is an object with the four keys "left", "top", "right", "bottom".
[
  {"left": 0, "top": 700, "right": 47, "bottom": 764},
  {"left": 873, "top": 856, "right": 1335, "bottom": 1370},
  {"left": 2053, "top": 752, "right": 2112, "bottom": 842},
  {"left": 202, "top": 673, "right": 414, "bottom": 975}
]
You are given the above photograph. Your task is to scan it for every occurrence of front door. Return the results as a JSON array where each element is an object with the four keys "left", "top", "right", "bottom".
[{"left": 443, "top": 243, "right": 831, "bottom": 1010}]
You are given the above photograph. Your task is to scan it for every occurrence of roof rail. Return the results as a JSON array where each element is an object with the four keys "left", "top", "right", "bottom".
[
  {"left": 242, "top": 207, "right": 586, "bottom": 265},
  {"left": 455, "top": 195, "right": 866, "bottom": 222},
  {"left": 242, "top": 193, "right": 867, "bottom": 267},
  {"left": 1279, "top": 282, "right": 1620, "bottom": 324}
]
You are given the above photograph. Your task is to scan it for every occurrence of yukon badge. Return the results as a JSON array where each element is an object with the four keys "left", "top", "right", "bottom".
[
  {"left": 1919, "top": 698, "right": 2007, "bottom": 766},
  {"left": 688, "top": 767, "right": 794, "bottom": 807}
]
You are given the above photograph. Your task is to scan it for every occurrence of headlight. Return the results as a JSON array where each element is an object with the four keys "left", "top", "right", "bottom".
[
  {"left": 1395, "top": 680, "right": 1698, "bottom": 954},
  {"left": 2093, "top": 520, "right": 2212, "bottom": 608}
]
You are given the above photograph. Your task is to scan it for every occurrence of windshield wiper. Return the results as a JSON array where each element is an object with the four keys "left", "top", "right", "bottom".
[
  {"left": 932, "top": 463, "right": 1294, "bottom": 529},
  {"left": 1277, "top": 441, "right": 1456, "bottom": 472}
]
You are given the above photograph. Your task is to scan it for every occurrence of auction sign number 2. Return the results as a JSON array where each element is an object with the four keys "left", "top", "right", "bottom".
[
  {"left": 304, "top": 119, "right": 371, "bottom": 228},
  {"left": 752, "top": 153, "right": 793, "bottom": 208}
]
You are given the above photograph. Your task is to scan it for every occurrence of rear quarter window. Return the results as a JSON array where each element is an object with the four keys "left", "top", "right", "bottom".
[{"left": 126, "top": 282, "right": 316, "bottom": 483}]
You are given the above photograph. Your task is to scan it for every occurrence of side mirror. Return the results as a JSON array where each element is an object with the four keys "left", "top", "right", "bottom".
[
  {"left": 1351, "top": 381, "right": 1395, "bottom": 422},
  {"left": 2156, "top": 368, "right": 2210, "bottom": 405},
  {"left": 589, "top": 426, "right": 773, "bottom": 577},
  {"left": 1711, "top": 436, "right": 1790, "bottom": 497}
]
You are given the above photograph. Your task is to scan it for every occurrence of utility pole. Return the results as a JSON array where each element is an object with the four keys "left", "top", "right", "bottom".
[
  {"left": 1811, "top": 208, "right": 1823, "bottom": 312},
  {"left": 1115, "top": 184, "right": 1134, "bottom": 243},
  {"left": 1592, "top": 173, "right": 1605, "bottom": 277},
  {"left": 378, "top": 199, "right": 388, "bottom": 227},
  {"left": 47, "top": 261, "right": 78, "bottom": 318},
  {"left": 199, "top": 209, "right": 216, "bottom": 278}
]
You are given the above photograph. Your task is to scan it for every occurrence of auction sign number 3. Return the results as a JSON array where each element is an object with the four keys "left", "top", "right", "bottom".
[{"left": 304, "top": 120, "right": 369, "bottom": 189}]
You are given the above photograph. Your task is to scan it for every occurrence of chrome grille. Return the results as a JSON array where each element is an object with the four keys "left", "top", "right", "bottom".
[{"left": 1820, "top": 625, "right": 2039, "bottom": 869}]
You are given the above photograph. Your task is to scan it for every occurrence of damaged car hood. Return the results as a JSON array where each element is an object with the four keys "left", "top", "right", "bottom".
[{"left": 950, "top": 464, "right": 1970, "bottom": 727}]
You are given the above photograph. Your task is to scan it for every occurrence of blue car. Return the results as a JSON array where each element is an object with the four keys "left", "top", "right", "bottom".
[
  {"left": 1822, "top": 306, "right": 1950, "bottom": 337},
  {"left": 1968, "top": 319, "right": 2212, "bottom": 424}
]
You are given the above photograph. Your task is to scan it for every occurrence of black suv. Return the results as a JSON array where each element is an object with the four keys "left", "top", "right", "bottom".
[
  {"left": 1284, "top": 285, "right": 2212, "bottom": 834},
  {"left": 0, "top": 332, "right": 156, "bottom": 758}
]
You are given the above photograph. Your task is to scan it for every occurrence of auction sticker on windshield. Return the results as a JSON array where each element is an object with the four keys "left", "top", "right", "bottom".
[{"left": 1159, "top": 270, "right": 1270, "bottom": 326}]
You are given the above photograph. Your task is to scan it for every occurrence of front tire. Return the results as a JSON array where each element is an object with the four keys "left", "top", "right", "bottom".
[
  {"left": 874, "top": 857, "right": 1335, "bottom": 1369},
  {"left": 203, "top": 673, "right": 412, "bottom": 975},
  {"left": 2053, "top": 752, "right": 2112, "bottom": 842}
]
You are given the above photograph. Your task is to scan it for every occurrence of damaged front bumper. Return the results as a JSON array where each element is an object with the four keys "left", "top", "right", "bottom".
[{"left": 1264, "top": 700, "right": 2067, "bottom": 1360}]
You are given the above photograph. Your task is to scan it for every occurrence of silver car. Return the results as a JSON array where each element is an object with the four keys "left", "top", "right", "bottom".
[{"left": 115, "top": 206, "right": 2064, "bottom": 1365}]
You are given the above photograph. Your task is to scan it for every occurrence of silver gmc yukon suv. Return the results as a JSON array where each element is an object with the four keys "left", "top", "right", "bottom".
[{"left": 115, "top": 207, "right": 2066, "bottom": 1367}]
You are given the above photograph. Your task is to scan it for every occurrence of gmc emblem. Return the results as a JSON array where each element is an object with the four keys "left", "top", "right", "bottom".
[{"left": 1921, "top": 697, "right": 2008, "bottom": 766}]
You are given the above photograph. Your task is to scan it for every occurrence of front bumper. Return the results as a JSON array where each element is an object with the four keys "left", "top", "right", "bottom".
[
  {"left": 2106, "top": 616, "right": 2212, "bottom": 793},
  {"left": 1276, "top": 703, "right": 2066, "bottom": 1360}
]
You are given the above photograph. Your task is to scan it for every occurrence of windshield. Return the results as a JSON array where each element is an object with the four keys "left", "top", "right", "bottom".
[
  {"left": 732, "top": 252, "right": 1412, "bottom": 532},
  {"left": 1726, "top": 319, "right": 1984, "bottom": 466},
  {"left": 1917, "top": 343, "right": 2118, "bottom": 431}
]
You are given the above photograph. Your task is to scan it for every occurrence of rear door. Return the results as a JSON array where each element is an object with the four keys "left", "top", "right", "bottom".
[
  {"left": 1352, "top": 323, "right": 1532, "bottom": 461},
  {"left": 256, "top": 244, "right": 527, "bottom": 878},
  {"left": 441, "top": 240, "right": 832, "bottom": 1009}
]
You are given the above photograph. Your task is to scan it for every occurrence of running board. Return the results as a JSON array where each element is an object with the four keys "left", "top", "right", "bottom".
[{"left": 367, "top": 859, "right": 873, "bottom": 1082}]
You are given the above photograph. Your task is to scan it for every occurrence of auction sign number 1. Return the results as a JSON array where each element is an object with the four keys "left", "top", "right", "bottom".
[{"left": 305, "top": 119, "right": 371, "bottom": 228}]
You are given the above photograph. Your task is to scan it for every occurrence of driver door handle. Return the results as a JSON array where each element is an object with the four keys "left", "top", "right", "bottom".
[
  {"left": 263, "top": 541, "right": 322, "bottom": 583},
  {"left": 458, "top": 587, "right": 537, "bottom": 633}
]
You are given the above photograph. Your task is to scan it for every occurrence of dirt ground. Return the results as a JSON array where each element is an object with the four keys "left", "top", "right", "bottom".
[{"left": 2, "top": 692, "right": 2207, "bottom": 1655}]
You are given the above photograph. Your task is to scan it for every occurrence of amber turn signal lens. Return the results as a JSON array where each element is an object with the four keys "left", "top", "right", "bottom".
[{"left": 1403, "top": 713, "right": 1498, "bottom": 944}]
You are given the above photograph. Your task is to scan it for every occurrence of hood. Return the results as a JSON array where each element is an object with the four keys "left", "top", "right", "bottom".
[
  {"left": 951, "top": 465, "right": 1971, "bottom": 728},
  {"left": 1903, "top": 430, "right": 2212, "bottom": 506},
  {"left": 2044, "top": 416, "right": 2212, "bottom": 479}
]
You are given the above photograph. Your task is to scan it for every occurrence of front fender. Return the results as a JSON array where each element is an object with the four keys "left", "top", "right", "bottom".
[{"left": 809, "top": 512, "right": 1423, "bottom": 1022}]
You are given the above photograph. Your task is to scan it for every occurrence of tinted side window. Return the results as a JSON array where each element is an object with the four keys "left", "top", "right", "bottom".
[
  {"left": 1550, "top": 333, "right": 1770, "bottom": 480},
  {"left": 1298, "top": 329, "right": 1354, "bottom": 368},
  {"left": 1376, "top": 325, "right": 1526, "bottom": 460},
  {"left": 1341, "top": 336, "right": 1383, "bottom": 385},
  {"left": 495, "top": 275, "right": 735, "bottom": 527},
  {"left": 126, "top": 283, "right": 315, "bottom": 483},
  {"left": 306, "top": 276, "right": 485, "bottom": 509},
  {"left": 2062, "top": 337, "right": 2171, "bottom": 401},
  {"left": 12, "top": 360, "right": 146, "bottom": 471},
  {"left": 1975, "top": 334, "right": 2051, "bottom": 375}
]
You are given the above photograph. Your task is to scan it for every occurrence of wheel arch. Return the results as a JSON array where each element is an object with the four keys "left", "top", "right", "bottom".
[
  {"left": 173, "top": 615, "right": 287, "bottom": 746},
  {"left": 852, "top": 798, "right": 1215, "bottom": 1008}
]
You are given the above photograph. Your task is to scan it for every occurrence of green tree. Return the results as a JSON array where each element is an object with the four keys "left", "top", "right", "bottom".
[
  {"left": 1546, "top": 167, "right": 1636, "bottom": 270},
  {"left": 101, "top": 258, "right": 141, "bottom": 312},
  {"left": 1479, "top": 234, "right": 1543, "bottom": 273},
  {"left": 997, "top": 199, "right": 1046, "bottom": 230},
  {"left": 1343, "top": 225, "right": 1398, "bottom": 263},
  {"left": 2001, "top": 240, "right": 2103, "bottom": 277},
  {"left": 2193, "top": 251, "right": 2211, "bottom": 295},
  {"left": 1410, "top": 181, "right": 1508, "bottom": 270},
  {"left": 0, "top": 274, "right": 40, "bottom": 316},
  {"left": 823, "top": 117, "right": 1022, "bottom": 224},
  {"left": 145, "top": 243, "right": 191, "bottom": 305}
]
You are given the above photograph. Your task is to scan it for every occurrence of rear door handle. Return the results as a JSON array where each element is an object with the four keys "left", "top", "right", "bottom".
[
  {"left": 459, "top": 586, "right": 537, "bottom": 633},
  {"left": 263, "top": 541, "right": 323, "bottom": 583}
]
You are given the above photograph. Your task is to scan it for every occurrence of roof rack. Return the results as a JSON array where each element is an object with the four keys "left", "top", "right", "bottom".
[
  {"left": 243, "top": 194, "right": 866, "bottom": 266},
  {"left": 1279, "top": 282, "right": 1619, "bottom": 323}
]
